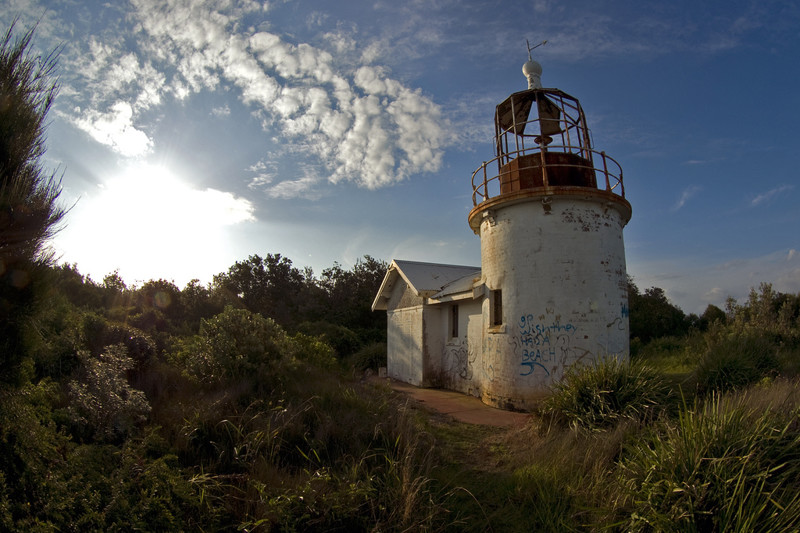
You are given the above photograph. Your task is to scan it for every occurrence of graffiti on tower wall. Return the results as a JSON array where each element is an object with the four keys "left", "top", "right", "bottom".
[{"left": 517, "top": 314, "right": 593, "bottom": 376}]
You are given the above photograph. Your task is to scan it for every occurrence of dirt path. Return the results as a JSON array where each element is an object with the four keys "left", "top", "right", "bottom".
[{"left": 375, "top": 377, "right": 531, "bottom": 428}]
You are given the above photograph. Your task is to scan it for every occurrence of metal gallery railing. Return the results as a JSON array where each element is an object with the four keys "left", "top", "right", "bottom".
[{"left": 471, "top": 144, "right": 625, "bottom": 207}]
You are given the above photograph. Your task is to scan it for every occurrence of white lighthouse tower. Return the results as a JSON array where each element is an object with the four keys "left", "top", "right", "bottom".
[
  {"left": 467, "top": 54, "right": 632, "bottom": 408},
  {"left": 373, "top": 50, "right": 631, "bottom": 411}
]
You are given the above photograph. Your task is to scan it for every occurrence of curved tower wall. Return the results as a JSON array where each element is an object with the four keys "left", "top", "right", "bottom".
[{"left": 475, "top": 190, "right": 630, "bottom": 409}]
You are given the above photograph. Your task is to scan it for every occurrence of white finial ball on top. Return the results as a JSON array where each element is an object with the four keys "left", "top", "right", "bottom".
[{"left": 523, "top": 59, "right": 542, "bottom": 89}]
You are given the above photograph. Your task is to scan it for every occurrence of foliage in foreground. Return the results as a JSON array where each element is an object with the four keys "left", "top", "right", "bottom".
[
  {"left": 0, "top": 21, "right": 66, "bottom": 384},
  {"left": 616, "top": 382, "right": 800, "bottom": 532},
  {"left": 541, "top": 357, "right": 677, "bottom": 431}
]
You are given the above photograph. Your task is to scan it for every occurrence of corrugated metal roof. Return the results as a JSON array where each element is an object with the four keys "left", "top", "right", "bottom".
[
  {"left": 433, "top": 271, "right": 480, "bottom": 299},
  {"left": 392, "top": 260, "right": 480, "bottom": 297}
]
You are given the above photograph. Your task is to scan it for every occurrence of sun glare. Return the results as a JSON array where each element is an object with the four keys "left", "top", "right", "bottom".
[{"left": 56, "top": 163, "right": 255, "bottom": 286}]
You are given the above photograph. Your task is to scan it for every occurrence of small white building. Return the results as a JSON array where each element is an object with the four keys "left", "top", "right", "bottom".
[{"left": 372, "top": 58, "right": 632, "bottom": 410}]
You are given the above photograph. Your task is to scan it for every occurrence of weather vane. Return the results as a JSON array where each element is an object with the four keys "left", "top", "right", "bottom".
[{"left": 526, "top": 39, "right": 547, "bottom": 61}]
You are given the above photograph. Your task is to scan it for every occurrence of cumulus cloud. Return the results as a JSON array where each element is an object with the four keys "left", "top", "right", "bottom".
[
  {"left": 703, "top": 287, "right": 726, "bottom": 303},
  {"left": 58, "top": 0, "right": 449, "bottom": 192},
  {"left": 71, "top": 102, "right": 153, "bottom": 157}
]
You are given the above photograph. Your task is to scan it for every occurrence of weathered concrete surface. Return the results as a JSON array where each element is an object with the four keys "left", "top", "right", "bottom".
[{"left": 379, "top": 378, "right": 531, "bottom": 427}]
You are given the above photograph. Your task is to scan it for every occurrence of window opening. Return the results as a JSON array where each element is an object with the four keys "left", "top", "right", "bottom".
[{"left": 491, "top": 290, "right": 503, "bottom": 326}]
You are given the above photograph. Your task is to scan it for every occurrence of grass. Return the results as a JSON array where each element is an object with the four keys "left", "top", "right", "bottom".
[
  {"left": 613, "top": 382, "right": 800, "bottom": 532},
  {"left": 633, "top": 335, "right": 698, "bottom": 375},
  {"left": 409, "top": 352, "right": 800, "bottom": 531},
  {"left": 540, "top": 357, "right": 678, "bottom": 431}
]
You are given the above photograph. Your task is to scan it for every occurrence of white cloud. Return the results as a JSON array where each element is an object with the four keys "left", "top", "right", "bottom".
[
  {"left": 190, "top": 187, "right": 255, "bottom": 225},
  {"left": 751, "top": 184, "right": 794, "bottom": 206},
  {"left": 671, "top": 185, "right": 701, "bottom": 211},
  {"left": 71, "top": 102, "right": 153, "bottom": 157},
  {"left": 267, "top": 175, "right": 323, "bottom": 200},
  {"left": 211, "top": 104, "right": 231, "bottom": 117},
  {"left": 248, "top": 174, "right": 274, "bottom": 189},
  {"left": 54, "top": 0, "right": 449, "bottom": 188}
]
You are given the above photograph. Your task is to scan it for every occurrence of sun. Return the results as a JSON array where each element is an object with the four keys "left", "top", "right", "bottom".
[{"left": 55, "top": 162, "right": 255, "bottom": 286}]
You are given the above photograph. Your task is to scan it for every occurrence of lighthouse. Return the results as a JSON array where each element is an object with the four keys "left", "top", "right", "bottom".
[
  {"left": 373, "top": 51, "right": 631, "bottom": 410},
  {"left": 468, "top": 54, "right": 632, "bottom": 408}
]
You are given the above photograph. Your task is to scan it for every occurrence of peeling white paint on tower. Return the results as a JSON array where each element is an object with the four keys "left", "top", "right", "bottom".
[{"left": 373, "top": 52, "right": 632, "bottom": 410}]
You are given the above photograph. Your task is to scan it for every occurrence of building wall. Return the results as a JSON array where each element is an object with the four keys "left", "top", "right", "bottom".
[
  {"left": 388, "top": 279, "right": 423, "bottom": 310},
  {"left": 385, "top": 279, "right": 425, "bottom": 385},
  {"left": 438, "top": 299, "right": 483, "bottom": 395},
  {"left": 478, "top": 193, "right": 630, "bottom": 409},
  {"left": 386, "top": 305, "right": 424, "bottom": 386}
]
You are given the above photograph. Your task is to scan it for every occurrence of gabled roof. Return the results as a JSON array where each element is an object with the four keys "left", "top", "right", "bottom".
[{"left": 371, "top": 259, "right": 481, "bottom": 311}]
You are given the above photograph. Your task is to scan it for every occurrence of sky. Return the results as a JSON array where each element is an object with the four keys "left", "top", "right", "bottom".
[{"left": 3, "top": 0, "right": 799, "bottom": 314}]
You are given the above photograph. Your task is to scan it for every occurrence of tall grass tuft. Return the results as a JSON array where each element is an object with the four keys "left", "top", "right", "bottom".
[
  {"left": 615, "top": 383, "right": 800, "bottom": 532},
  {"left": 541, "top": 357, "right": 677, "bottom": 431},
  {"left": 350, "top": 341, "right": 387, "bottom": 372},
  {"left": 240, "top": 404, "right": 454, "bottom": 532}
]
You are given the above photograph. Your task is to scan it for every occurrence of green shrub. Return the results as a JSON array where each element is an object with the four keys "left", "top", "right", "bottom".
[
  {"left": 0, "top": 380, "right": 73, "bottom": 530},
  {"left": 542, "top": 357, "right": 676, "bottom": 431},
  {"left": 351, "top": 341, "right": 387, "bottom": 371},
  {"left": 100, "top": 430, "right": 208, "bottom": 530},
  {"left": 177, "top": 306, "right": 290, "bottom": 387},
  {"left": 297, "top": 320, "right": 362, "bottom": 358},
  {"left": 80, "top": 311, "right": 156, "bottom": 367},
  {"left": 67, "top": 344, "right": 151, "bottom": 442},
  {"left": 695, "top": 333, "right": 780, "bottom": 396},
  {"left": 286, "top": 331, "right": 337, "bottom": 369},
  {"left": 616, "top": 388, "right": 800, "bottom": 532}
]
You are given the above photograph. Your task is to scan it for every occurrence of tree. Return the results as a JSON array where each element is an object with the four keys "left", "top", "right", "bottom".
[
  {"left": 213, "top": 253, "right": 305, "bottom": 327},
  {"left": 698, "top": 304, "right": 726, "bottom": 330},
  {"left": 180, "top": 278, "right": 224, "bottom": 333},
  {"left": 628, "top": 279, "right": 688, "bottom": 344},
  {"left": 0, "top": 22, "right": 66, "bottom": 382},
  {"left": 320, "top": 255, "right": 387, "bottom": 337}
]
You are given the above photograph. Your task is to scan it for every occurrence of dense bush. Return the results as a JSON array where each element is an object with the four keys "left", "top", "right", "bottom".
[
  {"left": 628, "top": 280, "right": 689, "bottom": 344},
  {"left": 0, "top": 22, "right": 66, "bottom": 384},
  {"left": 542, "top": 357, "right": 677, "bottom": 431},
  {"left": 176, "top": 306, "right": 291, "bottom": 387},
  {"left": 297, "top": 320, "right": 362, "bottom": 358},
  {"left": 351, "top": 341, "right": 387, "bottom": 371},
  {"left": 695, "top": 331, "right": 780, "bottom": 396},
  {"left": 67, "top": 344, "right": 150, "bottom": 442}
]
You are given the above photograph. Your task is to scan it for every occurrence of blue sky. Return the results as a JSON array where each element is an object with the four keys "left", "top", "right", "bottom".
[{"left": 4, "top": 0, "right": 799, "bottom": 314}]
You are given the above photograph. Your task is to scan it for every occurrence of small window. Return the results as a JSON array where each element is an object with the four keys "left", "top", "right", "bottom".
[
  {"left": 491, "top": 289, "right": 503, "bottom": 326},
  {"left": 451, "top": 304, "right": 459, "bottom": 338}
]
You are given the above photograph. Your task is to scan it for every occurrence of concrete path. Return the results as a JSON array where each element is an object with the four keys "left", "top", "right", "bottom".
[{"left": 379, "top": 378, "right": 531, "bottom": 428}]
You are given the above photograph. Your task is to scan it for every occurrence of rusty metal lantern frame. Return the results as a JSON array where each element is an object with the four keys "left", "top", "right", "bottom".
[{"left": 471, "top": 87, "right": 625, "bottom": 206}]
